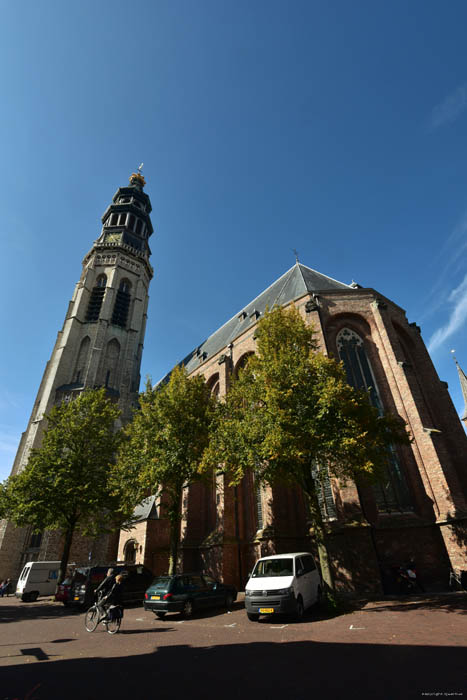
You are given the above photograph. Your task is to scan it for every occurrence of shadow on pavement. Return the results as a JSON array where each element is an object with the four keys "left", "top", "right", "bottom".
[
  {"left": 2, "top": 638, "right": 466, "bottom": 700},
  {"left": 351, "top": 592, "right": 467, "bottom": 616},
  {"left": 0, "top": 601, "right": 83, "bottom": 623},
  {"left": 0, "top": 599, "right": 149, "bottom": 624}
]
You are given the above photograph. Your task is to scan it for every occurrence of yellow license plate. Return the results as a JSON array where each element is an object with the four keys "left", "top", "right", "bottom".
[
  {"left": 151, "top": 595, "right": 160, "bottom": 600},
  {"left": 74, "top": 596, "right": 80, "bottom": 601},
  {"left": 259, "top": 607, "right": 274, "bottom": 613}
]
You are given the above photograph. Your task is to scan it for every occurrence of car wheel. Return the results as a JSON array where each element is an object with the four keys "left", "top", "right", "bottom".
[
  {"left": 295, "top": 596, "right": 304, "bottom": 621},
  {"left": 21, "top": 593, "right": 31, "bottom": 602},
  {"left": 247, "top": 612, "right": 260, "bottom": 622},
  {"left": 182, "top": 599, "right": 194, "bottom": 618},
  {"left": 29, "top": 591, "right": 39, "bottom": 602},
  {"left": 155, "top": 611, "right": 166, "bottom": 619},
  {"left": 225, "top": 593, "right": 234, "bottom": 609}
]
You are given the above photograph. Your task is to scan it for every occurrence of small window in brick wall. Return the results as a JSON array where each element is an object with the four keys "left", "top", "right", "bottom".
[{"left": 29, "top": 532, "right": 42, "bottom": 549}]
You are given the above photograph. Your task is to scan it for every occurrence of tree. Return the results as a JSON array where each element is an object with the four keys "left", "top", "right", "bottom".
[
  {"left": 202, "top": 306, "right": 411, "bottom": 602},
  {"left": 115, "top": 366, "right": 215, "bottom": 575},
  {"left": 0, "top": 389, "right": 122, "bottom": 584}
]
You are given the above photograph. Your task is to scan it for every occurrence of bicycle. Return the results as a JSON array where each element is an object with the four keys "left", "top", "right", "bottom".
[{"left": 84, "top": 595, "right": 122, "bottom": 635}]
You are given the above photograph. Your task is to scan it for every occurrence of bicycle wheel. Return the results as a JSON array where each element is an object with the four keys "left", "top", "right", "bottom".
[
  {"left": 84, "top": 605, "right": 99, "bottom": 632},
  {"left": 106, "top": 616, "right": 121, "bottom": 634}
]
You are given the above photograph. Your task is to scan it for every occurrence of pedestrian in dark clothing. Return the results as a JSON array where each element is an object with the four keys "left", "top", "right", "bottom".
[{"left": 0, "top": 579, "right": 11, "bottom": 597}]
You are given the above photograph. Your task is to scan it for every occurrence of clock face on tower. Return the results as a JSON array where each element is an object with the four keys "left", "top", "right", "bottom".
[{"left": 105, "top": 232, "right": 121, "bottom": 244}]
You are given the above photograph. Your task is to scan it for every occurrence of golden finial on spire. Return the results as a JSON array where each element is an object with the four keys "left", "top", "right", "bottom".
[{"left": 129, "top": 163, "right": 146, "bottom": 187}]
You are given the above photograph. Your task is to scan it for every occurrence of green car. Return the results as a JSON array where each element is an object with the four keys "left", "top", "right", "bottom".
[{"left": 144, "top": 573, "right": 237, "bottom": 619}]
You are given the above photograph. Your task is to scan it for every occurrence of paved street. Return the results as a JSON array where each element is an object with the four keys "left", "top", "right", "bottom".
[{"left": 0, "top": 593, "right": 466, "bottom": 700}]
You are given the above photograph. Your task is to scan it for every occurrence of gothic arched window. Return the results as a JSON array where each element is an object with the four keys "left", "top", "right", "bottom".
[
  {"left": 336, "top": 327, "right": 412, "bottom": 512},
  {"left": 254, "top": 478, "right": 264, "bottom": 531},
  {"left": 336, "top": 328, "right": 382, "bottom": 413},
  {"left": 207, "top": 373, "right": 220, "bottom": 398},
  {"left": 74, "top": 336, "right": 90, "bottom": 384},
  {"left": 234, "top": 352, "right": 254, "bottom": 379},
  {"left": 111, "top": 279, "right": 131, "bottom": 328},
  {"left": 85, "top": 275, "right": 107, "bottom": 322},
  {"left": 104, "top": 338, "right": 120, "bottom": 388}
]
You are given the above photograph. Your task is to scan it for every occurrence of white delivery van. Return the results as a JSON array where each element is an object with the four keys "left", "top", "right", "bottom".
[
  {"left": 16, "top": 561, "right": 60, "bottom": 601},
  {"left": 245, "top": 552, "right": 322, "bottom": 621}
]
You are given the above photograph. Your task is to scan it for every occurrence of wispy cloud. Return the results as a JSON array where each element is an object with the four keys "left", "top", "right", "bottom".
[
  {"left": 418, "top": 213, "right": 467, "bottom": 324},
  {"left": 427, "top": 82, "right": 467, "bottom": 132},
  {"left": 428, "top": 273, "right": 467, "bottom": 353}
]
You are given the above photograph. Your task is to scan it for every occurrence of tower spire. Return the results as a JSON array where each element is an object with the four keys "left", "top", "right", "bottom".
[
  {"left": 451, "top": 350, "right": 467, "bottom": 423},
  {"left": 0, "top": 175, "right": 155, "bottom": 581}
]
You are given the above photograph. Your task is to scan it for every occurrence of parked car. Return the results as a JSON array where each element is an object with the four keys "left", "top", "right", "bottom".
[
  {"left": 16, "top": 561, "right": 60, "bottom": 602},
  {"left": 144, "top": 573, "right": 237, "bottom": 618},
  {"left": 245, "top": 552, "right": 322, "bottom": 621},
  {"left": 55, "top": 581, "right": 72, "bottom": 605},
  {"left": 69, "top": 564, "right": 153, "bottom": 607}
]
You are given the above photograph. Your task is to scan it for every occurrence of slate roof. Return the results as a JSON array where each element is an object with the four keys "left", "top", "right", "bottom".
[
  {"left": 162, "top": 263, "right": 353, "bottom": 380},
  {"left": 132, "top": 496, "right": 158, "bottom": 522}
]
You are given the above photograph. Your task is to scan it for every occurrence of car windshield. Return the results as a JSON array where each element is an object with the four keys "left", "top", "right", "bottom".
[
  {"left": 251, "top": 558, "right": 294, "bottom": 577},
  {"left": 73, "top": 568, "right": 89, "bottom": 584}
]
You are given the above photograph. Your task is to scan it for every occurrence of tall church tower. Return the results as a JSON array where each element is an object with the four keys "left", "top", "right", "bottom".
[{"left": 0, "top": 172, "right": 154, "bottom": 579}]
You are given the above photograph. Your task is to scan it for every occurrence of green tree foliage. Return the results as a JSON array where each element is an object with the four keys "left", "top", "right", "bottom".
[
  {"left": 203, "top": 306, "right": 411, "bottom": 601},
  {"left": 115, "top": 366, "right": 215, "bottom": 575},
  {"left": 0, "top": 389, "right": 122, "bottom": 584}
]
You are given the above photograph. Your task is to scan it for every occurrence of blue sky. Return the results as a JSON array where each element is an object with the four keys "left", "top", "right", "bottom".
[{"left": 1, "top": 0, "right": 466, "bottom": 481}]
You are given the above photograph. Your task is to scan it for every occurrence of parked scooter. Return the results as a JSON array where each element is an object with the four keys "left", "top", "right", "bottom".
[
  {"left": 449, "top": 569, "right": 467, "bottom": 591},
  {"left": 393, "top": 561, "right": 425, "bottom": 594}
]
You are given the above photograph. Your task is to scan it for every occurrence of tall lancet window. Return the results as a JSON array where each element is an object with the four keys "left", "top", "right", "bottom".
[
  {"left": 112, "top": 279, "right": 131, "bottom": 328},
  {"left": 104, "top": 339, "right": 120, "bottom": 389},
  {"left": 254, "top": 478, "right": 264, "bottom": 531},
  {"left": 74, "top": 336, "right": 90, "bottom": 384},
  {"left": 85, "top": 274, "right": 107, "bottom": 322},
  {"left": 336, "top": 328, "right": 412, "bottom": 512}
]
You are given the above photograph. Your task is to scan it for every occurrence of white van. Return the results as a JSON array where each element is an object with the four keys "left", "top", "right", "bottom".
[
  {"left": 16, "top": 561, "right": 60, "bottom": 602},
  {"left": 245, "top": 552, "right": 322, "bottom": 621}
]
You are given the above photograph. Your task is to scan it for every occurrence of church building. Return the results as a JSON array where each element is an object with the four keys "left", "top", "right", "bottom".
[
  {"left": 118, "top": 235, "right": 467, "bottom": 593},
  {"left": 1, "top": 175, "right": 466, "bottom": 594}
]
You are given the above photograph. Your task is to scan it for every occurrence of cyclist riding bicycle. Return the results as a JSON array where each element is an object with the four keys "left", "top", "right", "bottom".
[
  {"left": 94, "top": 568, "right": 115, "bottom": 618},
  {"left": 98, "top": 574, "right": 124, "bottom": 622}
]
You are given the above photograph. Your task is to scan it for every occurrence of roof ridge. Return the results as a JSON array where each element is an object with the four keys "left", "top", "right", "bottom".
[
  {"left": 270, "top": 264, "right": 301, "bottom": 309},
  {"left": 297, "top": 262, "right": 352, "bottom": 289}
]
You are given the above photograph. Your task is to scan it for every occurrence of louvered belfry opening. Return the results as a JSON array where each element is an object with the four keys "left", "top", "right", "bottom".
[
  {"left": 85, "top": 275, "right": 107, "bottom": 322},
  {"left": 112, "top": 279, "right": 131, "bottom": 328}
]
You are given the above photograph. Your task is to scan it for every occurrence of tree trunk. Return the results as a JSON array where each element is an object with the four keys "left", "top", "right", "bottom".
[
  {"left": 167, "top": 490, "right": 182, "bottom": 575},
  {"left": 58, "top": 525, "right": 75, "bottom": 587},
  {"left": 306, "top": 488, "right": 335, "bottom": 601}
]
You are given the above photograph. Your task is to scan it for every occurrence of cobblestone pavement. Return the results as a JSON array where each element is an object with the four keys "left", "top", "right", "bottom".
[{"left": 0, "top": 593, "right": 465, "bottom": 700}]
